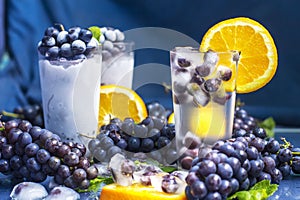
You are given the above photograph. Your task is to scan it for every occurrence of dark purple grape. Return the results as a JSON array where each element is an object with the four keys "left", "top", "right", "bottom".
[
  {"left": 1, "top": 144, "right": 14, "bottom": 159},
  {"left": 26, "top": 157, "right": 41, "bottom": 172},
  {"left": 18, "top": 120, "right": 32, "bottom": 132},
  {"left": 64, "top": 152, "right": 80, "bottom": 167},
  {"left": 217, "top": 163, "right": 233, "bottom": 179},
  {"left": 190, "top": 180, "right": 207, "bottom": 199},
  {"left": 198, "top": 160, "right": 217, "bottom": 177},
  {"left": 235, "top": 167, "right": 247, "bottom": 183},
  {"left": 249, "top": 159, "right": 264, "bottom": 177},
  {"left": 86, "top": 165, "right": 98, "bottom": 180},
  {"left": 8, "top": 128, "right": 22, "bottom": 144},
  {"left": 277, "top": 148, "right": 292, "bottom": 163},
  {"left": 18, "top": 132, "right": 32, "bottom": 147},
  {"left": 72, "top": 168, "right": 87, "bottom": 183},
  {"left": 226, "top": 157, "right": 241, "bottom": 174},
  {"left": 292, "top": 156, "right": 300, "bottom": 174},
  {"left": 262, "top": 156, "right": 276, "bottom": 173},
  {"left": 48, "top": 156, "right": 61, "bottom": 170},
  {"left": 219, "top": 179, "right": 232, "bottom": 197},
  {"left": 140, "top": 138, "right": 154, "bottom": 152},
  {"left": 278, "top": 163, "right": 291, "bottom": 178},
  {"left": 252, "top": 127, "right": 267, "bottom": 139},
  {"left": 36, "top": 149, "right": 51, "bottom": 164},
  {"left": 127, "top": 137, "right": 141, "bottom": 152},
  {"left": 78, "top": 157, "right": 90, "bottom": 170},
  {"left": 245, "top": 146, "right": 259, "bottom": 160},
  {"left": 4, "top": 119, "right": 20, "bottom": 133},
  {"left": 0, "top": 159, "right": 10, "bottom": 173},
  {"left": 10, "top": 155, "right": 23, "bottom": 170},
  {"left": 25, "top": 143, "right": 40, "bottom": 157},
  {"left": 29, "top": 126, "right": 43, "bottom": 141},
  {"left": 57, "top": 164, "right": 71, "bottom": 178}
]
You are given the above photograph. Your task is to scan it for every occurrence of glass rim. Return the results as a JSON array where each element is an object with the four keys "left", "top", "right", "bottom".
[{"left": 170, "top": 46, "right": 239, "bottom": 55}]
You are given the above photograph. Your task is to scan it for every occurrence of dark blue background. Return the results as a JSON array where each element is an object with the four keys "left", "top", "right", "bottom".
[{"left": 0, "top": 0, "right": 299, "bottom": 126}]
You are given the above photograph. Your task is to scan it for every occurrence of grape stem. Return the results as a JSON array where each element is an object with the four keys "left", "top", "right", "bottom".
[
  {"left": 0, "top": 110, "right": 23, "bottom": 119},
  {"left": 79, "top": 133, "right": 96, "bottom": 139},
  {"left": 280, "top": 137, "right": 292, "bottom": 149}
]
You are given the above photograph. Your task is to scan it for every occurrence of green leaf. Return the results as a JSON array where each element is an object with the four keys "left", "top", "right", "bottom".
[
  {"left": 77, "top": 176, "right": 113, "bottom": 193},
  {"left": 227, "top": 180, "right": 278, "bottom": 200},
  {"left": 258, "top": 117, "right": 276, "bottom": 138},
  {"left": 88, "top": 26, "right": 102, "bottom": 42},
  {"left": 160, "top": 165, "right": 177, "bottom": 173}
]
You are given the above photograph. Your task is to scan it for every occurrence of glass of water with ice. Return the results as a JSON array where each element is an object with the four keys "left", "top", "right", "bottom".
[{"left": 170, "top": 47, "right": 239, "bottom": 158}]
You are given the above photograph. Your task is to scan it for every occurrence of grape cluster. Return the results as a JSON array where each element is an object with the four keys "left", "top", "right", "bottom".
[
  {"left": 1, "top": 104, "right": 44, "bottom": 127},
  {"left": 0, "top": 119, "right": 98, "bottom": 190},
  {"left": 184, "top": 105, "right": 300, "bottom": 199},
  {"left": 99, "top": 27, "right": 126, "bottom": 61},
  {"left": 185, "top": 135, "right": 284, "bottom": 200},
  {"left": 89, "top": 116, "right": 177, "bottom": 165},
  {"left": 232, "top": 106, "right": 260, "bottom": 138},
  {"left": 38, "top": 24, "right": 99, "bottom": 61}
]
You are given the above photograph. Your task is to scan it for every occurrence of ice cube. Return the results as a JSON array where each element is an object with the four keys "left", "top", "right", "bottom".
[
  {"left": 186, "top": 83, "right": 210, "bottom": 107},
  {"left": 173, "top": 93, "right": 193, "bottom": 105},
  {"left": 212, "top": 87, "right": 227, "bottom": 105},
  {"left": 44, "top": 186, "right": 80, "bottom": 200},
  {"left": 173, "top": 81, "right": 187, "bottom": 94},
  {"left": 217, "top": 65, "right": 232, "bottom": 81},
  {"left": 203, "top": 78, "right": 222, "bottom": 93},
  {"left": 204, "top": 50, "right": 219, "bottom": 65},
  {"left": 10, "top": 182, "right": 48, "bottom": 200},
  {"left": 108, "top": 153, "right": 135, "bottom": 186},
  {"left": 195, "top": 63, "right": 213, "bottom": 77}
]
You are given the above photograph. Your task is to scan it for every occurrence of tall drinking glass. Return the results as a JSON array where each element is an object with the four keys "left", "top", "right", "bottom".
[
  {"left": 170, "top": 47, "right": 239, "bottom": 159},
  {"left": 39, "top": 47, "right": 102, "bottom": 147},
  {"left": 101, "top": 42, "right": 134, "bottom": 88}
]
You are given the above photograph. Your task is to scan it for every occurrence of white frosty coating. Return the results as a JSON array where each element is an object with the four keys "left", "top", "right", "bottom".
[
  {"left": 101, "top": 51, "right": 134, "bottom": 88},
  {"left": 44, "top": 186, "right": 80, "bottom": 200},
  {"left": 10, "top": 182, "right": 48, "bottom": 200},
  {"left": 39, "top": 53, "right": 102, "bottom": 147}
]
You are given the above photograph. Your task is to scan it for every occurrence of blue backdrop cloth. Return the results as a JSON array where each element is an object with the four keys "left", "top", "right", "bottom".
[{"left": 0, "top": 0, "right": 300, "bottom": 127}]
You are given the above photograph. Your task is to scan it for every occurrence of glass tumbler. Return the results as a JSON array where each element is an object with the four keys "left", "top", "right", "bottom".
[
  {"left": 39, "top": 47, "right": 102, "bottom": 147},
  {"left": 101, "top": 42, "right": 134, "bottom": 88},
  {"left": 170, "top": 47, "right": 239, "bottom": 159}
]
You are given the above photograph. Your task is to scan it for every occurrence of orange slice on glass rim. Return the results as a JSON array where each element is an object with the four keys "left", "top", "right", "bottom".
[
  {"left": 98, "top": 85, "right": 148, "bottom": 128},
  {"left": 200, "top": 17, "right": 278, "bottom": 93}
]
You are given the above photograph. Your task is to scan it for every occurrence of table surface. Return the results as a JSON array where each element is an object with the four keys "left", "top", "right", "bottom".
[{"left": 1, "top": 129, "right": 300, "bottom": 200}]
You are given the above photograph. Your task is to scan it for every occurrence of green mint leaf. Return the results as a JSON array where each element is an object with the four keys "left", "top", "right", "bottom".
[
  {"left": 88, "top": 26, "right": 102, "bottom": 42},
  {"left": 258, "top": 117, "right": 276, "bottom": 138},
  {"left": 227, "top": 180, "right": 278, "bottom": 200},
  {"left": 77, "top": 176, "right": 113, "bottom": 193},
  {"left": 227, "top": 191, "right": 251, "bottom": 200},
  {"left": 160, "top": 165, "right": 177, "bottom": 173}
]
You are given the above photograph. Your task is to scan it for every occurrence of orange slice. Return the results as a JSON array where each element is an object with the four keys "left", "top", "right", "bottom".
[
  {"left": 168, "top": 112, "right": 175, "bottom": 124},
  {"left": 98, "top": 85, "right": 147, "bottom": 127},
  {"left": 200, "top": 17, "right": 278, "bottom": 93},
  {"left": 100, "top": 183, "right": 187, "bottom": 200}
]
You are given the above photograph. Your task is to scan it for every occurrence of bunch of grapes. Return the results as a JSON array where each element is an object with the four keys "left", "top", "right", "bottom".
[
  {"left": 0, "top": 119, "right": 98, "bottom": 190},
  {"left": 184, "top": 105, "right": 300, "bottom": 199},
  {"left": 1, "top": 104, "right": 44, "bottom": 127},
  {"left": 88, "top": 116, "right": 177, "bottom": 165}
]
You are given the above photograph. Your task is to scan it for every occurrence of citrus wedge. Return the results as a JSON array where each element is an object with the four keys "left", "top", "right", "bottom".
[
  {"left": 200, "top": 17, "right": 278, "bottom": 93},
  {"left": 98, "top": 85, "right": 147, "bottom": 127},
  {"left": 100, "top": 183, "right": 187, "bottom": 200}
]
